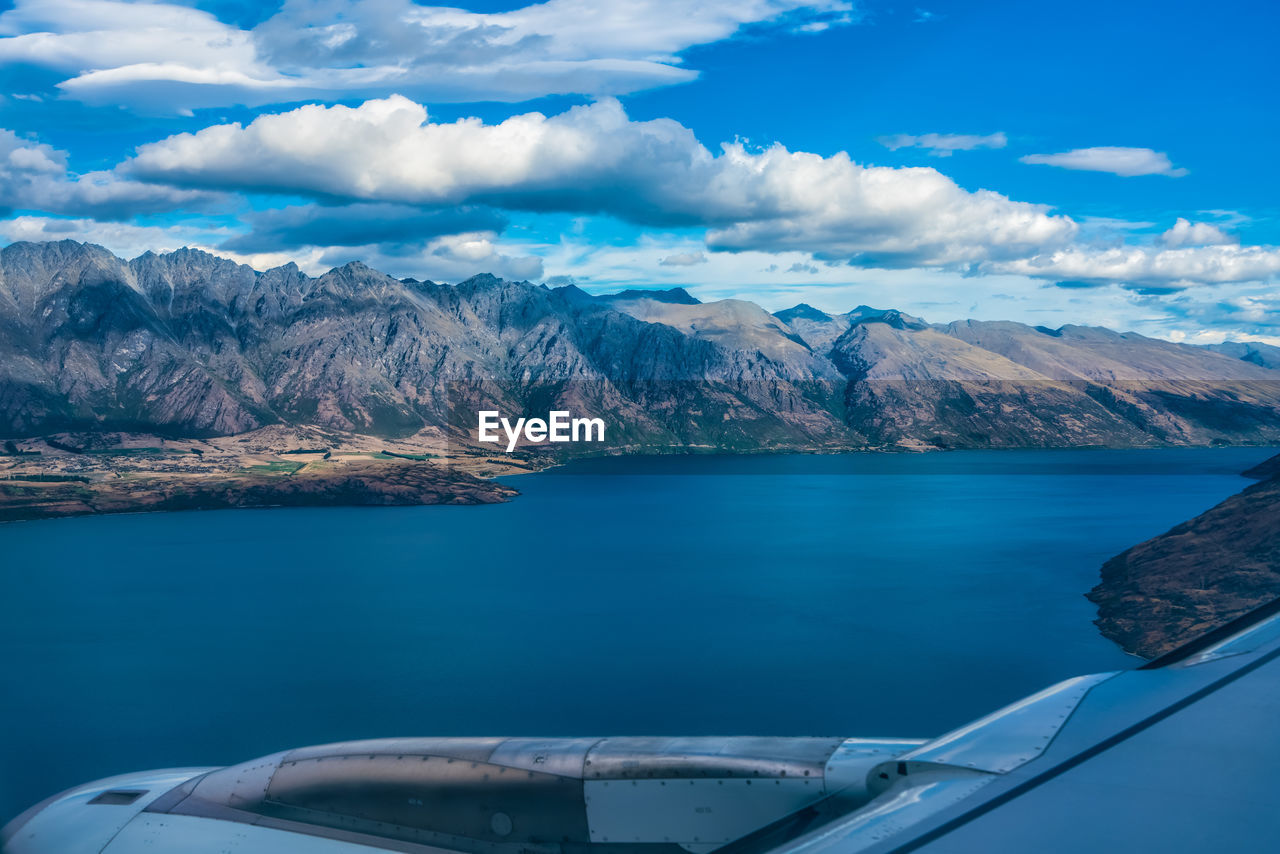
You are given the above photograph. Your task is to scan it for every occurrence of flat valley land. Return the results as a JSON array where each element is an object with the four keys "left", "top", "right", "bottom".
[{"left": 0, "top": 426, "right": 523, "bottom": 522}]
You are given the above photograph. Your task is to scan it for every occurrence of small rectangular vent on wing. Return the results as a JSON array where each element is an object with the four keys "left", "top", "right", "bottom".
[{"left": 88, "top": 790, "right": 146, "bottom": 805}]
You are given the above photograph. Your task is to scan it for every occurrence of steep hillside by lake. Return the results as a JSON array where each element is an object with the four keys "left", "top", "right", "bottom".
[{"left": 1090, "top": 451, "right": 1280, "bottom": 657}]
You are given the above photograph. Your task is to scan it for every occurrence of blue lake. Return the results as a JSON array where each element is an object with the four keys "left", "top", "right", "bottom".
[{"left": 1, "top": 446, "right": 1275, "bottom": 821}]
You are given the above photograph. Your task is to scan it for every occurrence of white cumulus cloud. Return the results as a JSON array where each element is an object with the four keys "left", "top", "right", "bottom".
[
  {"left": 1162, "top": 217, "right": 1235, "bottom": 248},
  {"left": 992, "top": 244, "right": 1280, "bottom": 290},
  {"left": 0, "top": 128, "right": 216, "bottom": 218},
  {"left": 0, "top": 215, "right": 542, "bottom": 282},
  {"left": 0, "top": 214, "right": 233, "bottom": 259},
  {"left": 1019, "top": 146, "right": 1188, "bottom": 177},
  {"left": 127, "top": 96, "right": 1078, "bottom": 269},
  {"left": 303, "top": 232, "right": 546, "bottom": 283}
]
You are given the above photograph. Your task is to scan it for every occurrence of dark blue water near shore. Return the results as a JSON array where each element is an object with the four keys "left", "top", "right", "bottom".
[{"left": 1, "top": 446, "right": 1275, "bottom": 820}]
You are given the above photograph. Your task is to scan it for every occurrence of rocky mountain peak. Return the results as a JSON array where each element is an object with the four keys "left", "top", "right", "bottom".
[
  {"left": 1, "top": 239, "right": 121, "bottom": 282},
  {"left": 774, "top": 303, "right": 832, "bottom": 323},
  {"left": 601, "top": 287, "right": 700, "bottom": 305},
  {"left": 550, "top": 283, "right": 594, "bottom": 305},
  {"left": 1, "top": 239, "right": 133, "bottom": 311},
  {"left": 457, "top": 273, "right": 505, "bottom": 289},
  {"left": 850, "top": 308, "right": 928, "bottom": 331},
  {"left": 2, "top": 239, "right": 1279, "bottom": 449}
]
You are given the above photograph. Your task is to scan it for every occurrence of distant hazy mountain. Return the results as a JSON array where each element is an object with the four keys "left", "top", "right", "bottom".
[
  {"left": 2, "top": 240, "right": 1279, "bottom": 450},
  {"left": 1202, "top": 340, "right": 1280, "bottom": 371}
]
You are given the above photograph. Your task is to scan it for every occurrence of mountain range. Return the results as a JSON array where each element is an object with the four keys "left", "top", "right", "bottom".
[{"left": 3, "top": 240, "right": 1280, "bottom": 451}]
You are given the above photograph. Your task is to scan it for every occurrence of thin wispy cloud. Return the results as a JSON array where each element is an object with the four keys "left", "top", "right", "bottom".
[
  {"left": 659, "top": 251, "right": 708, "bottom": 267},
  {"left": 1020, "top": 146, "right": 1188, "bottom": 177},
  {"left": 878, "top": 132, "right": 1006, "bottom": 157},
  {"left": 0, "top": 0, "right": 859, "bottom": 113}
]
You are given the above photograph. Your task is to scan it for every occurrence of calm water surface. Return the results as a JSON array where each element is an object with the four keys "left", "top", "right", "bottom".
[{"left": 1, "top": 446, "right": 1274, "bottom": 819}]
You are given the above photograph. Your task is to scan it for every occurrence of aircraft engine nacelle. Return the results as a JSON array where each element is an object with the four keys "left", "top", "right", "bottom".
[{"left": 2, "top": 736, "right": 925, "bottom": 854}]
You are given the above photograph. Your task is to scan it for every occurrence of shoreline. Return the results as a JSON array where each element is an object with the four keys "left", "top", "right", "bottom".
[
  {"left": 0, "top": 457, "right": 517, "bottom": 524},
  {"left": 4, "top": 435, "right": 1277, "bottom": 523},
  {"left": 8, "top": 443, "right": 1279, "bottom": 681},
  {"left": 1089, "top": 451, "right": 1280, "bottom": 657}
]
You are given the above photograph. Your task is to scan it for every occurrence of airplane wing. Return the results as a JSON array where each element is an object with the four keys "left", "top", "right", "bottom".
[
  {"left": 5, "top": 599, "right": 1280, "bottom": 854},
  {"left": 742, "top": 596, "right": 1280, "bottom": 854}
]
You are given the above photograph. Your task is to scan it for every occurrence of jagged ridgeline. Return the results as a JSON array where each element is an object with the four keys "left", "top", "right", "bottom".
[{"left": 2, "top": 240, "right": 1280, "bottom": 450}]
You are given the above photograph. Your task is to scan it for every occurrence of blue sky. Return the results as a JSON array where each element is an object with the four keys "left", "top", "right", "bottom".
[{"left": 1, "top": 0, "right": 1278, "bottom": 343}]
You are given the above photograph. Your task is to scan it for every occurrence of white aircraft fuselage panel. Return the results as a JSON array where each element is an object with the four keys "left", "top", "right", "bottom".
[{"left": 8, "top": 602, "right": 1280, "bottom": 854}]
